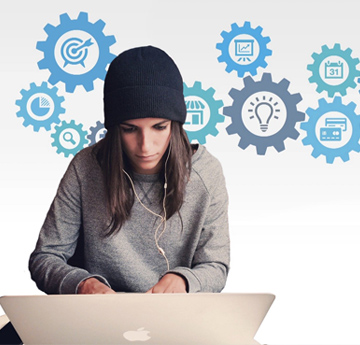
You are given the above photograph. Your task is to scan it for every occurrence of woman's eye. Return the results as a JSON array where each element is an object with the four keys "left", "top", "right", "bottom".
[
  {"left": 121, "top": 127, "right": 136, "bottom": 133},
  {"left": 154, "top": 125, "right": 167, "bottom": 130}
]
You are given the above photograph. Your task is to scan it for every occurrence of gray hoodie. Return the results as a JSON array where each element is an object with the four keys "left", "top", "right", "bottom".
[{"left": 29, "top": 144, "right": 230, "bottom": 294}]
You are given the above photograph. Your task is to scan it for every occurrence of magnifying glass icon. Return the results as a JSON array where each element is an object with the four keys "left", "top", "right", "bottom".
[{"left": 63, "top": 131, "right": 76, "bottom": 145}]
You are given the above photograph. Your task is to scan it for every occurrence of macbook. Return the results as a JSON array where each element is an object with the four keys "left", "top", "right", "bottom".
[{"left": 0, "top": 293, "right": 275, "bottom": 345}]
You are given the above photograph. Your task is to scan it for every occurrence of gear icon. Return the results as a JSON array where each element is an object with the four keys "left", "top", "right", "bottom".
[
  {"left": 307, "top": 43, "right": 360, "bottom": 97},
  {"left": 216, "top": 21, "right": 272, "bottom": 78},
  {"left": 183, "top": 81, "right": 224, "bottom": 144},
  {"left": 87, "top": 120, "right": 107, "bottom": 146},
  {"left": 15, "top": 81, "right": 65, "bottom": 132},
  {"left": 51, "top": 120, "right": 88, "bottom": 157},
  {"left": 223, "top": 73, "right": 305, "bottom": 155},
  {"left": 37, "top": 12, "right": 116, "bottom": 92},
  {"left": 301, "top": 97, "right": 360, "bottom": 163}
]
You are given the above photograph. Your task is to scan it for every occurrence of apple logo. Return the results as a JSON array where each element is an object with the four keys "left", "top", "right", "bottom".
[{"left": 123, "top": 327, "right": 151, "bottom": 342}]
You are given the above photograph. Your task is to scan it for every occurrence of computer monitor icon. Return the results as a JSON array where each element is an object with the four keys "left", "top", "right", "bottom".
[{"left": 235, "top": 39, "right": 254, "bottom": 61}]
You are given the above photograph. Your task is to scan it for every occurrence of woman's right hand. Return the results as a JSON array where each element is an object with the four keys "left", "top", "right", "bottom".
[{"left": 77, "top": 277, "right": 116, "bottom": 294}]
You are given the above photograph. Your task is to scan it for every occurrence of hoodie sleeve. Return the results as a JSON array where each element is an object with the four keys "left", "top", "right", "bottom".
[
  {"left": 169, "top": 149, "right": 230, "bottom": 292},
  {"left": 28, "top": 157, "right": 110, "bottom": 294}
]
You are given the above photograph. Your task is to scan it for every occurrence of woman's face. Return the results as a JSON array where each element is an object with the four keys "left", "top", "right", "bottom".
[{"left": 119, "top": 117, "right": 171, "bottom": 174}]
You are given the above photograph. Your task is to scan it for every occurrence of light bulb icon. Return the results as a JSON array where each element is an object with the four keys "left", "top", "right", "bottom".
[
  {"left": 254, "top": 101, "right": 274, "bottom": 132},
  {"left": 248, "top": 94, "right": 281, "bottom": 133}
]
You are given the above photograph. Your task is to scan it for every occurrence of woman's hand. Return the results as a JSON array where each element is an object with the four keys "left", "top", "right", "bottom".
[
  {"left": 146, "top": 273, "right": 187, "bottom": 293},
  {"left": 77, "top": 277, "right": 116, "bottom": 294}
]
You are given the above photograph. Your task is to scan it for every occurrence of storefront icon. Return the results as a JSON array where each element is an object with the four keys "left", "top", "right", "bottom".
[{"left": 185, "top": 100, "right": 206, "bottom": 125}]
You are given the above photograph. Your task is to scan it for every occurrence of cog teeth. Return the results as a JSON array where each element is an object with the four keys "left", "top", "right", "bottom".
[
  {"left": 238, "top": 139, "right": 250, "bottom": 150},
  {"left": 278, "top": 78, "right": 290, "bottom": 90},
  {"left": 311, "top": 149, "right": 321, "bottom": 158},
  {"left": 326, "top": 155, "right": 335, "bottom": 164},
  {"left": 77, "top": 12, "right": 88, "bottom": 21},
  {"left": 43, "top": 23, "right": 56, "bottom": 35},
  {"left": 219, "top": 31, "right": 228, "bottom": 39},
  {"left": 231, "top": 23, "right": 240, "bottom": 31},
  {"left": 243, "top": 76, "right": 256, "bottom": 87},
  {"left": 261, "top": 73, "right": 272, "bottom": 83},
  {"left": 228, "top": 88, "right": 242, "bottom": 100},
  {"left": 59, "top": 13, "right": 71, "bottom": 23},
  {"left": 223, "top": 106, "right": 233, "bottom": 116},
  {"left": 106, "top": 36, "right": 117, "bottom": 46},
  {"left": 193, "top": 81, "right": 202, "bottom": 89},
  {"left": 296, "top": 111, "right": 306, "bottom": 122},
  {"left": 256, "top": 144, "right": 267, "bottom": 155},
  {"left": 226, "top": 124, "right": 238, "bottom": 135},
  {"left": 302, "top": 136, "right": 312, "bottom": 146},
  {"left": 318, "top": 98, "right": 327, "bottom": 107},
  {"left": 274, "top": 142, "right": 285, "bottom": 152},
  {"left": 291, "top": 93, "right": 302, "bottom": 104},
  {"left": 207, "top": 87, "right": 215, "bottom": 96},
  {"left": 94, "top": 19, "right": 105, "bottom": 30},
  {"left": 288, "top": 129, "right": 300, "bottom": 140}
]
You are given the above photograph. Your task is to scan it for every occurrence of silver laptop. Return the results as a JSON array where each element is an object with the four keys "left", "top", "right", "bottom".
[{"left": 0, "top": 293, "right": 275, "bottom": 345}]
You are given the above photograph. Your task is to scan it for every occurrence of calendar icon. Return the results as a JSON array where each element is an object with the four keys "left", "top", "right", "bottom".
[{"left": 324, "top": 61, "right": 343, "bottom": 79}]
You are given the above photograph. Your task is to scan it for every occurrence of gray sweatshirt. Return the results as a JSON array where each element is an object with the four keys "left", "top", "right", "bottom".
[{"left": 29, "top": 144, "right": 230, "bottom": 294}]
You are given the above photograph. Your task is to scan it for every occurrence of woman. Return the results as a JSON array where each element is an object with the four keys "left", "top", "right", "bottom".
[{"left": 29, "top": 46, "right": 230, "bottom": 294}]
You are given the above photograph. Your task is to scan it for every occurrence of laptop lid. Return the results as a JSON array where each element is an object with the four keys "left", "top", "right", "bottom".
[{"left": 0, "top": 293, "right": 275, "bottom": 345}]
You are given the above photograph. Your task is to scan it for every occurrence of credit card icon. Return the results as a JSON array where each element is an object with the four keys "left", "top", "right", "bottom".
[
  {"left": 320, "top": 127, "right": 342, "bottom": 141},
  {"left": 325, "top": 118, "right": 347, "bottom": 131}
]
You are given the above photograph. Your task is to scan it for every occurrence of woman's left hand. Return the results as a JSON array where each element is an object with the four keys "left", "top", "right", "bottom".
[{"left": 146, "top": 273, "right": 187, "bottom": 293}]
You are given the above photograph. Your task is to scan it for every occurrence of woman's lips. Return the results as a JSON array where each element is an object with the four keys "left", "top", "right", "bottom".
[{"left": 136, "top": 154, "right": 157, "bottom": 161}]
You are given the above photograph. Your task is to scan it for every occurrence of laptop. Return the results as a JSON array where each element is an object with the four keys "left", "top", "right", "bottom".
[{"left": 0, "top": 293, "right": 275, "bottom": 345}]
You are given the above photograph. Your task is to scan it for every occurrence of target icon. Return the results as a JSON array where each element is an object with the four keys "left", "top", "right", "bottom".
[{"left": 60, "top": 37, "right": 94, "bottom": 67}]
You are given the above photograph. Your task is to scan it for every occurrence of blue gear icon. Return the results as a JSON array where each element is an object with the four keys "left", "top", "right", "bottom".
[
  {"left": 307, "top": 43, "right": 360, "bottom": 97},
  {"left": 51, "top": 120, "right": 88, "bottom": 157},
  {"left": 223, "top": 73, "right": 305, "bottom": 155},
  {"left": 301, "top": 97, "right": 360, "bottom": 163},
  {"left": 37, "top": 12, "right": 116, "bottom": 92},
  {"left": 15, "top": 81, "right": 65, "bottom": 132},
  {"left": 87, "top": 120, "right": 107, "bottom": 146},
  {"left": 183, "top": 81, "right": 224, "bottom": 144},
  {"left": 216, "top": 21, "right": 272, "bottom": 78}
]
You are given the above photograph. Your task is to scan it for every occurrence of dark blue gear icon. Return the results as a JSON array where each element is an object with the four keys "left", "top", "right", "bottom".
[
  {"left": 183, "top": 81, "right": 224, "bottom": 144},
  {"left": 223, "top": 73, "right": 305, "bottom": 155},
  {"left": 51, "top": 120, "right": 88, "bottom": 157},
  {"left": 37, "top": 12, "right": 116, "bottom": 92},
  {"left": 301, "top": 97, "right": 360, "bottom": 163},
  {"left": 87, "top": 120, "right": 107, "bottom": 146},
  {"left": 307, "top": 43, "right": 360, "bottom": 97},
  {"left": 15, "top": 81, "right": 65, "bottom": 132},
  {"left": 216, "top": 21, "right": 272, "bottom": 78}
]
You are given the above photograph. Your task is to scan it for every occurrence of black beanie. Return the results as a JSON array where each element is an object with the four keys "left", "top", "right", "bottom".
[{"left": 104, "top": 46, "right": 186, "bottom": 129}]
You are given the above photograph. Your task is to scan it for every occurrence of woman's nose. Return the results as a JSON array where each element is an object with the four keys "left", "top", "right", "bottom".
[{"left": 139, "top": 130, "right": 151, "bottom": 152}]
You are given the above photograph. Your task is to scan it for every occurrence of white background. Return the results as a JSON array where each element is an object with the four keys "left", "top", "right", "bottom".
[{"left": 1, "top": 1, "right": 360, "bottom": 344}]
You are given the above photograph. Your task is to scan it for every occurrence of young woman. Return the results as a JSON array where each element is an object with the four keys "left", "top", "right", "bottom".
[{"left": 29, "top": 46, "right": 230, "bottom": 294}]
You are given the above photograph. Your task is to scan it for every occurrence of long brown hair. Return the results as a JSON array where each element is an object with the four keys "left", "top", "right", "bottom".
[{"left": 94, "top": 121, "right": 193, "bottom": 236}]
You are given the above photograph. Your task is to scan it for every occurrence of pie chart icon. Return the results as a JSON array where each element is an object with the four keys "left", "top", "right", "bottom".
[{"left": 30, "top": 96, "right": 51, "bottom": 117}]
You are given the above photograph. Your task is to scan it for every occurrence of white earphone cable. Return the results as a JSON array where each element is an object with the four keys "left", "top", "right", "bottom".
[{"left": 122, "top": 144, "right": 171, "bottom": 271}]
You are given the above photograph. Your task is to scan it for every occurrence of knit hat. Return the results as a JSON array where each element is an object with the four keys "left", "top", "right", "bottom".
[{"left": 104, "top": 46, "right": 186, "bottom": 129}]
